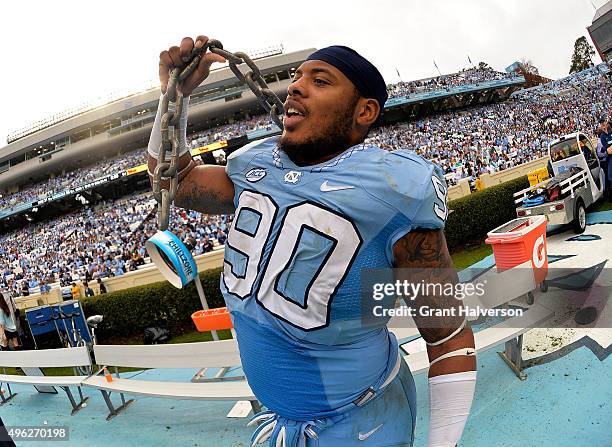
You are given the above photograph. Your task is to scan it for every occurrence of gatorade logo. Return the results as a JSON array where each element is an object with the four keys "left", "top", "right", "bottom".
[{"left": 532, "top": 234, "right": 546, "bottom": 269}]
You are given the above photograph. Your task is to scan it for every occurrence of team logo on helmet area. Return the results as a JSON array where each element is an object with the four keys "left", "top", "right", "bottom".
[
  {"left": 284, "top": 171, "right": 302, "bottom": 184},
  {"left": 245, "top": 168, "right": 267, "bottom": 183}
]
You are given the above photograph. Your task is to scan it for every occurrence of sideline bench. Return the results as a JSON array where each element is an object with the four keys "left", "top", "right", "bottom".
[
  {"left": 85, "top": 299, "right": 551, "bottom": 422},
  {"left": 0, "top": 347, "right": 90, "bottom": 415},
  {"left": 82, "top": 339, "right": 260, "bottom": 421},
  {"left": 388, "top": 254, "right": 558, "bottom": 379},
  {"left": 399, "top": 302, "right": 554, "bottom": 379}
]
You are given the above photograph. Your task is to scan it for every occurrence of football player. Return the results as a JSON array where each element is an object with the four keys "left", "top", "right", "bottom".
[{"left": 148, "top": 36, "right": 476, "bottom": 447}]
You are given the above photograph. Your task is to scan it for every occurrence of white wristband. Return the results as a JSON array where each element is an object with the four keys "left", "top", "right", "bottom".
[
  {"left": 426, "top": 320, "right": 466, "bottom": 346},
  {"left": 147, "top": 93, "right": 191, "bottom": 161},
  {"left": 428, "top": 371, "right": 476, "bottom": 447}
]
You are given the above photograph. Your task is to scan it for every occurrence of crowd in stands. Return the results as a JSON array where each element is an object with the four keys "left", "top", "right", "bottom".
[
  {"left": 387, "top": 66, "right": 516, "bottom": 99},
  {"left": 516, "top": 64, "right": 606, "bottom": 99},
  {"left": 0, "top": 116, "right": 279, "bottom": 213},
  {"left": 0, "top": 66, "right": 610, "bottom": 291},
  {"left": 2, "top": 65, "right": 602, "bottom": 212},
  {"left": 0, "top": 66, "right": 508, "bottom": 212},
  {"left": 0, "top": 192, "right": 231, "bottom": 298},
  {"left": 367, "top": 66, "right": 612, "bottom": 185},
  {"left": 0, "top": 151, "right": 146, "bottom": 211},
  {"left": 188, "top": 115, "right": 280, "bottom": 147}
]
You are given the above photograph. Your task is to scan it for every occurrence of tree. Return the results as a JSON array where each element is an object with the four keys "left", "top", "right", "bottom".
[
  {"left": 518, "top": 58, "right": 539, "bottom": 76},
  {"left": 569, "top": 36, "right": 596, "bottom": 74}
]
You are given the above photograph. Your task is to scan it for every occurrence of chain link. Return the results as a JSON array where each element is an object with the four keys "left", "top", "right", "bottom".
[{"left": 152, "top": 39, "right": 285, "bottom": 231}]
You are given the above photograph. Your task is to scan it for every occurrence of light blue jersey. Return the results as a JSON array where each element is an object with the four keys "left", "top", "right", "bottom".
[{"left": 221, "top": 136, "right": 447, "bottom": 422}]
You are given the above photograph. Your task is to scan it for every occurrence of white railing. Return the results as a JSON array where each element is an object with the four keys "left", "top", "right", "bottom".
[{"left": 513, "top": 170, "right": 588, "bottom": 206}]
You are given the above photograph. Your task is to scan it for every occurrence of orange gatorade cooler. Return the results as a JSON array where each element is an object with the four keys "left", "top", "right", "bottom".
[
  {"left": 485, "top": 215, "right": 548, "bottom": 285},
  {"left": 192, "top": 307, "right": 233, "bottom": 332}
]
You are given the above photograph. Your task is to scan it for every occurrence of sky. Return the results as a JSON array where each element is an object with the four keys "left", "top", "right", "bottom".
[{"left": 0, "top": 0, "right": 605, "bottom": 147}]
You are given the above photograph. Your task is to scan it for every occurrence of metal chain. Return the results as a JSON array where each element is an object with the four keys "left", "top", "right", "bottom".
[{"left": 152, "top": 38, "right": 285, "bottom": 231}]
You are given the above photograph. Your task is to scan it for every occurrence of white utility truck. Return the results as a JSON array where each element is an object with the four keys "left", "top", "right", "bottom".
[{"left": 514, "top": 132, "right": 605, "bottom": 233}]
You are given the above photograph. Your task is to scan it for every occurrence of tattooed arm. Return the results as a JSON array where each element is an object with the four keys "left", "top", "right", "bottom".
[
  {"left": 147, "top": 153, "right": 235, "bottom": 215},
  {"left": 392, "top": 228, "right": 476, "bottom": 378},
  {"left": 394, "top": 228, "right": 477, "bottom": 446}
]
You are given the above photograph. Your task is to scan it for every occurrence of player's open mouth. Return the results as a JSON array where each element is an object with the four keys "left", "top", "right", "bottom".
[{"left": 284, "top": 102, "right": 307, "bottom": 129}]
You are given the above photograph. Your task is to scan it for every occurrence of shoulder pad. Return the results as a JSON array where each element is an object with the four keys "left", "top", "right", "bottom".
[
  {"left": 370, "top": 149, "right": 448, "bottom": 228},
  {"left": 225, "top": 136, "right": 276, "bottom": 176},
  {"left": 383, "top": 149, "right": 435, "bottom": 199},
  {"left": 226, "top": 138, "right": 269, "bottom": 161}
]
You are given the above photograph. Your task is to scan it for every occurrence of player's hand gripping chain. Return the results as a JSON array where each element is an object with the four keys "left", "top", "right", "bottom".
[{"left": 152, "top": 39, "right": 285, "bottom": 230}]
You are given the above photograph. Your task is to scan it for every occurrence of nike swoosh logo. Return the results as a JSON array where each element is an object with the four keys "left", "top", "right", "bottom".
[
  {"left": 466, "top": 350, "right": 475, "bottom": 355},
  {"left": 320, "top": 181, "right": 355, "bottom": 192},
  {"left": 358, "top": 423, "right": 383, "bottom": 441}
]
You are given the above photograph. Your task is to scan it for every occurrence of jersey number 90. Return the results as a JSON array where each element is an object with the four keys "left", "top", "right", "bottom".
[
  {"left": 223, "top": 190, "right": 362, "bottom": 330},
  {"left": 431, "top": 175, "right": 448, "bottom": 221}
]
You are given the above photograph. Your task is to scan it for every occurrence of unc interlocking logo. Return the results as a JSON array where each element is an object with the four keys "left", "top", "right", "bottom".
[{"left": 284, "top": 171, "right": 302, "bottom": 184}]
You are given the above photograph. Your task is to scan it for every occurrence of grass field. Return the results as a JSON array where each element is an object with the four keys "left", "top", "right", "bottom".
[
  {"left": 450, "top": 242, "right": 492, "bottom": 270},
  {"left": 448, "top": 198, "right": 612, "bottom": 269},
  {"left": 593, "top": 199, "right": 612, "bottom": 212},
  {"left": 168, "top": 329, "right": 232, "bottom": 343}
]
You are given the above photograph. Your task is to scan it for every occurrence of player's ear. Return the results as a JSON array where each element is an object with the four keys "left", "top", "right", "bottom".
[{"left": 356, "top": 98, "right": 380, "bottom": 130}]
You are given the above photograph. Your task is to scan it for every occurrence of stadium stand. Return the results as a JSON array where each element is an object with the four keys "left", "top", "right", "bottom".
[
  {"left": 0, "top": 192, "right": 231, "bottom": 298},
  {"left": 0, "top": 151, "right": 146, "bottom": 212},
  {"left": 387, "top": 65, "right": 515, "bottom": 99},
  {"left": 1, "top": 64, "right": 608, "bottom": 211},
  {"left": 0, "top": 62, "right": 610, "bottom": 297},
  {"left": 0, "top": 61, "right": 525, "bottom": 213},
  {"left": 367, "top": 65, "right": 612, "bottom": 185}
]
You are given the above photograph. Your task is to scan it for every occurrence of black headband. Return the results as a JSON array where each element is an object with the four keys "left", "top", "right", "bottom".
[{"left": 306, "top": 45, "right": 388, "bottom": 117}]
